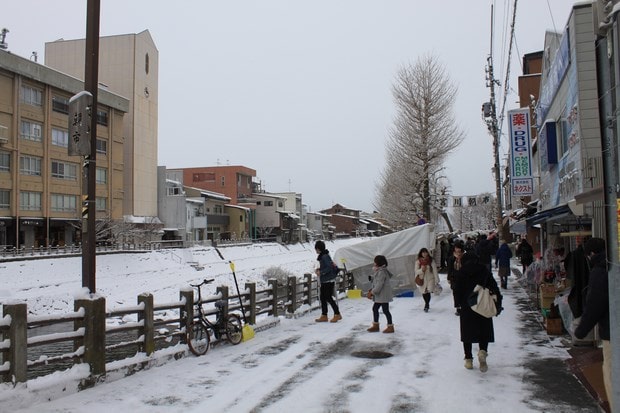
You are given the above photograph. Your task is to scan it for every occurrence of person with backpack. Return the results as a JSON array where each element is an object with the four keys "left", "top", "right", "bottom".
[
  {"left": 314, "top": 240, "right": 342, "bottom": 323},
  {"left": 366, "top": 255, "right": 395, "bottom": 333}
]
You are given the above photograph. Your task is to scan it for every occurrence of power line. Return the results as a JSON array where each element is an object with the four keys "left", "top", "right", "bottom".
[
  {"left": 545, "top": 0, "right": 559, "bottom": 34},
  {"left": 497, "top": 0, "right": 518, "bottom": 146}
]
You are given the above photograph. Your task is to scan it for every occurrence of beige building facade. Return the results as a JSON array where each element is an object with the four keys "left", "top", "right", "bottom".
[
  {"left": 0, "top": 49, "right": 128, "bottom": 247},
  {"left": 45, "top": 30, "right": 159, "bottom": 219}
]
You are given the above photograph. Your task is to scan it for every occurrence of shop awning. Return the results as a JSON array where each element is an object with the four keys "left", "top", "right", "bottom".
[
  {"left": 526, "top": 204, "right": 571, "bottom": 225},
  {"left": 574, "top": 185, "right": 604, "bottom": 205},
  {"left": 510, "top": 220, "right": 526, "bottom": 234}
]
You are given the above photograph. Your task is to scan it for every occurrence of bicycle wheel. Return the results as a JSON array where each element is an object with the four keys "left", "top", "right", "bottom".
[
  {"left": 225, "top": 314, "right": 243, "bottom": 345},
  {"left": 188, "top": 321, "right": 210, "bottom": 356}
]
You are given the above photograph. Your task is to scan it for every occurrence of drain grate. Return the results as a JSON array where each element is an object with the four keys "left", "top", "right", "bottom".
[{"left": 351, "top": 350, "right": 393, "bottom": 359}]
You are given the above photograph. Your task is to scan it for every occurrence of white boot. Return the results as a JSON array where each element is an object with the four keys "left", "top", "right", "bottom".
[{"left": 478, "top": 350, "right": 488, "bottom": 372}]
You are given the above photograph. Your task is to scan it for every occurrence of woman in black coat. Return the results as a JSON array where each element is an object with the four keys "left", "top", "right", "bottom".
[{"left": 453, "top": 252, "right": 502, "bottom": 372}]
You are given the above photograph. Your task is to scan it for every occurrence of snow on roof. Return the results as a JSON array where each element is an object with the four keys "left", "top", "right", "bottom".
[
  {"left": 254, "top": 193, "right": 287, "bottom": 200},
  {"left": 200, "top": 191, "right": 230, "bottom": 202},
  {"left": 123, "top": 215, "right": 162, "bottom": 224},
  {"left": 165, "top": 178, "right": 183, "bottom": 186},
  {"left": 307, "top": 211, "right": 330, "bottom": 217},
  {"left": 187, "top": 198, "right": 204, "bottom": 204},
  {"left": 225, "top": 204, "right": 250, "bottom": 211}
]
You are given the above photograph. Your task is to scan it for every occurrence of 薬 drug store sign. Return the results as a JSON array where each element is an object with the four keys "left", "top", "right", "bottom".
[{"left": 508, "top": 108, "right": 534, "bottom": 196}]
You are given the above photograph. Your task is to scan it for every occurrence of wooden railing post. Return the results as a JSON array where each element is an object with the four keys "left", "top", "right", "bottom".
[
  {"left": 3, "top": 302, "right": 27, "bottom": 384},
  {"left": 304, "top": 273, "right": 313, "bottom": 305},
  {"left": 75, "top": 296, "right": 106, "bottom": 385},
  {"left": 267, "top": 279, "right": 279, "bottom": 317},
  {"left": 179, "top": 289, "right": 194, "bottom": 344},
  {"left": 287, "top": 276, "right": 297, "bottom": 314},
  {"left": 244, "top": 282, "right": 256, "bottom": 324},
  {"left": 217, "top": 286, "right": 229, "bottom": 314},
  {"left": 137, "top": 293, "right": 154, "bottom": 355}
]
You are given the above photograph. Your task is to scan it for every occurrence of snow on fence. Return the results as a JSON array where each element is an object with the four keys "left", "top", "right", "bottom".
[{"left": 0, "top": 271, "right": 354, "bottom": 386}]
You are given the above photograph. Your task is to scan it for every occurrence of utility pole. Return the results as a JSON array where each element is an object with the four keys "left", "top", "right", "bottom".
[
  {"left": 82, "top": 0, "right": 100, "bottom": 292},
  {"left": 483, "top": 4, "right": 505, "bottom": 241}
]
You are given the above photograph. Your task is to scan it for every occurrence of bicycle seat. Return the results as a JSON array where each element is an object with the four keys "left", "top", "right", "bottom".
[{"left": 215, "top": 300, "right": 226, "bottom": 309}]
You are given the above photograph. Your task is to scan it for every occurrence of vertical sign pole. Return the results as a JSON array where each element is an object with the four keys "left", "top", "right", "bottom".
[{"left": 83, "top": 0, "right": 100, "bottom": 293}]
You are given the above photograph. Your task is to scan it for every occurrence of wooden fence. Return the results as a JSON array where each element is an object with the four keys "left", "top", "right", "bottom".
[{"left": 0, "top": 271, "right": 355, "bottom": 386}]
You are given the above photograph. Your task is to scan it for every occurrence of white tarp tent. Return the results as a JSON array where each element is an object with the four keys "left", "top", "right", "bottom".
[{"left": 333, "top": 224, "right": 436, "bottom": 293}]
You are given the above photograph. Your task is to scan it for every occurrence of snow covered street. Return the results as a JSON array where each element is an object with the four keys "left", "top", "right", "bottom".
[{"left": 0, "top": 240, "right": 602, "bottom": 412}]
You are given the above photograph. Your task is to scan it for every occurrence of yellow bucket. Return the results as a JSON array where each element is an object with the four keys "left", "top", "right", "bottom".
[{"left": 347, "top": 289, "right": 362, "bottom": 299}]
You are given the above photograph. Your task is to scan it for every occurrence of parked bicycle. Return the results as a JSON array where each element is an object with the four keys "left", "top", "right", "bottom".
[{"left": 187, "top": 279, "right": 243, "bottom": 356}]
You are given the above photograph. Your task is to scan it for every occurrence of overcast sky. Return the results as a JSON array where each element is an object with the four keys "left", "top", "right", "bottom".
[{"left": 4, "top": 1, "right": 572, "bottom": 213}]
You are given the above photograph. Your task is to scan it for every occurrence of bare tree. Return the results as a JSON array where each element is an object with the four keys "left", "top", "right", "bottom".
[{"left": 376, "top": 54, "right": 465, "bottom": 227}]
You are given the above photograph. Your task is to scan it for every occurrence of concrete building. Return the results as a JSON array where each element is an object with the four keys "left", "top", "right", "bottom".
[
  {"left": 0, "top": 49, "right": 128, "bottom": 247},
  {"left": 179, "top": 165, "right": 257, "bottom": 205},
  {"left": 157, "top": 166, "right": 232, "bottom": 242},
  {"left": 529, "top": 3, "right": 601, "bottom": 255},
  {"left": 45, "top": 30, "right": 159, "bottom": 220}
]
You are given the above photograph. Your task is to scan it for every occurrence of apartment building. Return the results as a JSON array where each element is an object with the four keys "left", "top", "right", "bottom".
[
  {"left": 0, "top": 49, "right": 128, "bottom": 247},
  {"left": 179, "top": 165, "right": 257, "bottom": 205},
  {"left": 45, "top": 30, "right": 159, "bottom": 220}
]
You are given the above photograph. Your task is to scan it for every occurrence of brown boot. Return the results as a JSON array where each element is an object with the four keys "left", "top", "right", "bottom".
[
  {"left": 382, "top": 324, "right": 394, "bottom": 334},
  {"left": 315, "top": 315, "right": 328, "bottom": 322},
  {"left": 367, "top": 322, "right": 380, "bottom": 332},
  {"left": 330, "top": 314, "right": 342, "bottom": 323}
]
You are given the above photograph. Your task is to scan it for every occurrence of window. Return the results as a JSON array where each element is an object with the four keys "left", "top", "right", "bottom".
[
  {"left": 264, "top": 200, "right": 273, "bottom": 207},
  {"left": 21, "top": 85, "right": 42, "bottom": 106},
  {"left": 51, "top": 194, "right": 77, "bottom": 212},
  {"left": 167, "top": 186, "right": 182, "bottom": 196},
  {"left": 20, "top": 191, "right": 41, "bottom": 211},
  {"left": 0, "top": 190, "right": 9, "bottom": 209},
  {"left": 214, "top": 205, "right": 223, "bottom": 214},
  {"left": 52, "top": 95, "right": 69, "bottom": 114},
  {"left": 193, "top": 172, "right": 215, "bottom": 182},
  {"left": 52, "top": 128, "right": 69, "bottom": 147},
  {"left": 96, "top": 138, "right": 107, "bottom": 155},
  {"left": 0, "top": 151, "right": 10, "bottom": 172},
  {"left": 239, "top": 215, "right": 243, "bottom": 222},
  {"left": 51, "top": 160, "right": 78, "bottom": 180},
  {"left": 96, "top": 197, "right": 107, "bottom": 211},
  {"left": 20, "top": 155, "right": 42, "bottom": 176},
  {"left": 96, "top": 110, "right": 108, "bottom": 126},
  {"left": 220, "top": 176, "right": 225, "bottom": 187},
  {"left": 278, "top": 201, "right": 283, "bottom": 208},
  {"left": 96, "top": 167, "right": 108, "bottom": 184},
  {"left": 20, "top": 120, "right": 42, "bottom": 142}
]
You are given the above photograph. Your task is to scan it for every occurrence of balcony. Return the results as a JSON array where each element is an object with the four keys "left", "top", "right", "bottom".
[{"left": 192, "top": 216, "right": 207, "bottom": 229}]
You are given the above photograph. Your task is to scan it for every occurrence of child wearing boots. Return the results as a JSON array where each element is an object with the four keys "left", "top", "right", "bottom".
[
  {"left": 366, "top": 255, "right": 395, "bottom": 333},
  {"left": 314, "top": 240, "right": 342, "bottom": 323}
]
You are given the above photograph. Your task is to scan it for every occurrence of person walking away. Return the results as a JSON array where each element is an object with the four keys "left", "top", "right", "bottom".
[
  {"left": 574, "top": 238, "right": 612, "bottom": 411},
  {"left": 366, "top": 255, "right": 395, "bottom": 333},
  {"left": 447, "top": 240, "right": 466, "bottom": 315},
  {"left": 475, "top": 233, "right": 494, "bottom": 272},
  {"left": 516, "top": 238, "right": 534, "bottom": 274},
  {"left": 314, "top": 240, "right": 342, "bottom": 323},
  {"left": 495, "top": 240, "right": 513, "bottom": 289},
  {"left": 413, "top": 248, "right": 440, "bottom": 312},
  {"left": 453, "top": 252, "right": 502, "bottom": 372}
]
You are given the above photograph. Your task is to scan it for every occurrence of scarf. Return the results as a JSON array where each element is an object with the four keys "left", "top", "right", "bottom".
[{"left": 418, "top": 256, "right": 431, "bottom": 267}]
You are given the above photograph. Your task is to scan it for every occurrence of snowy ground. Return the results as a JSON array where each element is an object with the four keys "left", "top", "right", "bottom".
[{"left": 0, "top": 240, "right": 601, "bottom": 412}]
